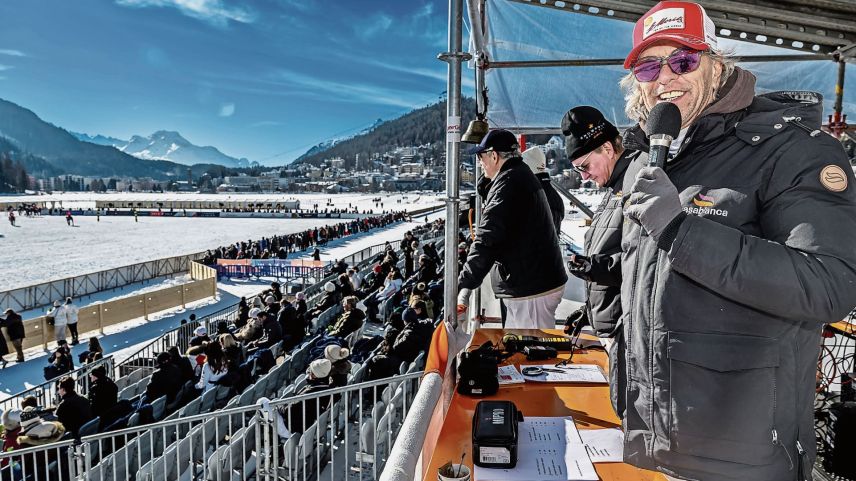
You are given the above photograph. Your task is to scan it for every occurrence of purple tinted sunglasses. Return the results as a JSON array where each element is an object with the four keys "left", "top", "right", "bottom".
[{"left": 632, "top": 49, "right": 705, "bottom": 83}]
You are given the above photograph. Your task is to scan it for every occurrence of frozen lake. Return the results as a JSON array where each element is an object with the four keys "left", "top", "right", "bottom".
[
  {"left": 0, "top": 215, "right": 353, "bottom": 291},
  {"left": 0, "top": 192, "right": 450, "bottom": 291}
]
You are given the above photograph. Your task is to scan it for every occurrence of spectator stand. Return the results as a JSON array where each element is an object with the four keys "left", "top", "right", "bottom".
[{"left": 0, "top": 223, "right": 443, "bottom": 481}]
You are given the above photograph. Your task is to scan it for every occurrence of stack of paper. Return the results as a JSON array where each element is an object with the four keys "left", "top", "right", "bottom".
[
  {"left": 522, "top": 364, "right": 608, "bottom": 384},
  {"left": 497, "top": 365, "right": 525, "bottom": 385},
  {"left": 579, "top": 428, "right": 624, "bottom": 463},
  {"left": 474, "top": 417, "right": 598, "bottom": 481}
]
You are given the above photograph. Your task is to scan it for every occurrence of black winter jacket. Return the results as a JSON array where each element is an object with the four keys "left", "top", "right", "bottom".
[
  {"left": 56, "top": 392, "right": 94, "bottom": 438},
  {"left": 619, "top": 85, "right": 856, "bottom": 481},
  {"left": 535, "top": 172, "right": 565, "bottom": 235},
  {"left": 146, "top": 363, "right": 184, "bottom": 403},
  {"left": 328, "top": 308, "right": 364, "bottom": 338},
  {"left": 2, "top": 312, "right": 24, "bottom": 341},
  {"left": 459, "top": 157, "right": 567, "bottom": 298},
  {"left": 582, "top": 152, "right": 634, "bottom": 337},
  {"left": 390, "top": 319, "right": 433, "bottom": 363},
  {"left": 88, "top": 378, "right": 119, "bottom": 418}
]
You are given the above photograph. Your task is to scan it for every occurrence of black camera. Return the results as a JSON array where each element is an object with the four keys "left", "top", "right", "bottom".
[{"left": 457, "top": 343, "right": 501, "bottom": 396}]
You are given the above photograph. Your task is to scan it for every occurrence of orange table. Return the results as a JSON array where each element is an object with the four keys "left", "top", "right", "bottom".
[
  {"left": 828, "top": 321, "right": 856, "bottom": 338},
  {"left": 424, "top": 328, "right": 665, "bottom": 481}
]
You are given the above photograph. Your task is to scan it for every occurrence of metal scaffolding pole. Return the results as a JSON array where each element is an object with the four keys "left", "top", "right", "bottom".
[
  {"left": 486, "top": 53, "right": 831, "bottom": 69},
  {"left": 439, "top": 0, "right": 469, "bottom": 329},
  {"left": 471, "top": 0, "right": 487, "bottom": 323}
]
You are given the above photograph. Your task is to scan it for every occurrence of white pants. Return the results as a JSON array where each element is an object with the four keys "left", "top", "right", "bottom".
[
  {"left": 54, "top": 324, "right": 67, "bottom": 343},
  {"left": 503, "top": 287, "right": 564, "bottom": 329}
]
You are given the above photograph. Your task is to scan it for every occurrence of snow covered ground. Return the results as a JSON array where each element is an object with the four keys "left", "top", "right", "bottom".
[
  {"left": 0, "top": 210, "right": 445, "bottom": 398},
  {"left": 0, "top": 215, "right": 352, "bottom": 291},
  {"left": 0, "top": 191, "right": 447, "bottom": 212},
  {"left": 0, "top": 192, "right": 449, "bottom": 291}
]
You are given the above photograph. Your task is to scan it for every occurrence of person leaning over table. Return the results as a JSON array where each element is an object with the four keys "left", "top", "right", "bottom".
[
  {"left": 457, "top": 129, "right": 568, "bottom": 328},
  {"left": 615, "top": 2, "right": 856, "bottom": 480}
]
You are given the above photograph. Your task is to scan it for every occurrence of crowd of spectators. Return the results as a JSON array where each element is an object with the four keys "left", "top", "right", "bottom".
[
  {"left": 200, "top": 211, "right": 410, "bottom": 263},
  {"left": 0, "top": 216, "right": 451, "bottom": 466}
]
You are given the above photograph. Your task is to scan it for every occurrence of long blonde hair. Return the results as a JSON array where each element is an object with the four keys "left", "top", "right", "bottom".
[{"left": 620, "top": 48, "right": 736, "bottom": 124}]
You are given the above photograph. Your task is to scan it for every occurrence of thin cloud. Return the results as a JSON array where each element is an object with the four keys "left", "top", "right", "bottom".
[
  {"left": 219, "top": 103, "right": 236, "bottom": 117},
  {"left": 204, "top": 69, "right": 431, "bottom": 109},
  {"left": 115, "top": 0, "right": 256, "bottom": 26},
  {"left": 276, "top": 0, "right": 315, "bottom": 13},
  {"left": 0, "top": 65, "right": 13, "bottom": 71},
  {"left": 0, "top": 49, "right": 25, "bottom": 57},
  {"left": 273, "top": 69, "right": 430, "bottom": 108},
  {"left": 364, "top": 58, "right": 475, "bottom": 89},
  {"left": 357, "top": 13, "right": 393, "bottom": 40}
]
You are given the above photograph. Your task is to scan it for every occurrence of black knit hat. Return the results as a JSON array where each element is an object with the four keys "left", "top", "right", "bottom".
[{"left": 561, "top": 106, "right": 619, "bottom": 160}]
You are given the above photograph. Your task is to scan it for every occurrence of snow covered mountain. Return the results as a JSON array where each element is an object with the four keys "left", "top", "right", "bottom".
[{"left": 72, "top": 130, "right": 250, "bottom": 168}]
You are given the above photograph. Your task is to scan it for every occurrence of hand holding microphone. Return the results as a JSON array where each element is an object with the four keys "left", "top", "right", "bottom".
[
  {"left": 624, "top": 102, "right": 684, "bottom": 243},
  {"left": 645, "top": 102, "right": 682, "bottom": 169}
]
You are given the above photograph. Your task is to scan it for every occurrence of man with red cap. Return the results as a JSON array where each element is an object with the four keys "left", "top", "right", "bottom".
[{"left": 617, "top": 2, "right": 856, "bottom": 480}]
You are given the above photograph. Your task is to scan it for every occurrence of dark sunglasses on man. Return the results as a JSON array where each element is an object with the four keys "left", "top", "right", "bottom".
[{"left": 632, "top": 48, "right": 707, "bottom": 83}]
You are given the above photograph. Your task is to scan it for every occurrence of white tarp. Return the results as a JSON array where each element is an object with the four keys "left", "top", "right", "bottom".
[{"left": 470, "top": 0, "right": 856, "bottom": 130}]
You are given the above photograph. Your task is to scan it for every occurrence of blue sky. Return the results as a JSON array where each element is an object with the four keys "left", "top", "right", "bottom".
[
  {"left": 0, "top": 0, "right": 461, "bottom": 165},
  {"left": 1, "top": 1, "right": 851, "bottom": 167}
]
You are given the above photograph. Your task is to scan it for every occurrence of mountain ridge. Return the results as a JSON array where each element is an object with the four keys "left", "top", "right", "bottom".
[
  {"left": 293, "top": 98, "right": 477, "bottom": 167},
  {"left": 71, "top": 129, "right": 250, "bottom": 168}
]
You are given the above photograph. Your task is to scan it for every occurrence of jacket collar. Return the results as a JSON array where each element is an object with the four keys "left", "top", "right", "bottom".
[{"left": 605, "top": 151, "right": 633, "bottom": 189}]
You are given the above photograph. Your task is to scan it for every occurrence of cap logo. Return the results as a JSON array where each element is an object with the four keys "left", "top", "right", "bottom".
[
  {"left": 643, "top": 7, "right": 685, "bottom": 39},
  {"left": 820, "top": 165, "right": 848, "bottom": 192},
  {"left": 580, "top": 122, "right": 606, "bottom": 141}
]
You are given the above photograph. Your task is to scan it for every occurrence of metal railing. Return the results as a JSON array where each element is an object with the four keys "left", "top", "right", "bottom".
[
  {"left": 0, "top": 252, "right": 208, "bottom": 313},
  {"left": 114, "top": 304, "right": 242, "bottom": 379},
  {"left": 114, "top": 234, "right": 420, "bottom": 379},
  {"left": 0, "top": 372, "right": 423, "bottom": 481},
  {"left": 0, "top": 355, "right": 115, "bottom": 413}
]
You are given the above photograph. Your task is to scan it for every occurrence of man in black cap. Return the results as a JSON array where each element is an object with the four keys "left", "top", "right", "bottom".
[
  {"left": 562, "top": 105, "right": 639, "bottom": 418},
  {"left": 457, "top": 129, "right": 567, "bottom": 328}
]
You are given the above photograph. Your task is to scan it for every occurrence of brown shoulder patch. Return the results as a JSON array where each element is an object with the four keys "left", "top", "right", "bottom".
[{"left": 820, "top": 165, "right": 848, "bottom": 192}]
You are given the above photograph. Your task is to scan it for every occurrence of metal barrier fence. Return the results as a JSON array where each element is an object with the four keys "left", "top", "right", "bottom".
[
  {"left": 20, "top": 271, "right": 216, "bottom": 353},
  {"left": 0, "top": 205, "right": 448, "bottom": 314},
  {"left": 215, "top": 263, "right": 328, "bottom": 283},
  {"left": 0, "top": 373, "right": 422, "bottom": 481},
  {"left": 114, "top": 225, "right": 442, "bottom": 383},
  {"left": 0, "top": 252, "right": 209, "bottom": 313},
  {"left": 115, "top": 304, "right": 242, "bottom": 379},
  {"left": 0, "top": 356, "right": 115, "bottom": 413}
]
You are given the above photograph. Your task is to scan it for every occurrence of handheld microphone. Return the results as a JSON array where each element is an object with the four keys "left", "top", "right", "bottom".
[{"left": 646, "top": 102, "right": 682, "bottom": 168}]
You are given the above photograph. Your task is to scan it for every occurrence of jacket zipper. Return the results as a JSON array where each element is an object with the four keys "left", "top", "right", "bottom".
[
  {"left": 796, "top": 440, "right": 808, "bottom": 481},
  {"left": 782, "top": 116, "right": 822, "bottom": 137},
  {"left": 772, "top": 429, "right": 793, "bottom": 472}
]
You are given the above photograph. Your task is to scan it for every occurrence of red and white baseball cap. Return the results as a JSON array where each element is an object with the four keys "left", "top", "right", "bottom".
[{"left": 624, "top": 1, "right": 719, "bottom": 69}]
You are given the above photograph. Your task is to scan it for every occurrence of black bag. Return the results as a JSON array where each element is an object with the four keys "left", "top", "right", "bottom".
[{"left": 457, "top": 343, "right": 501, "bottom": 396}]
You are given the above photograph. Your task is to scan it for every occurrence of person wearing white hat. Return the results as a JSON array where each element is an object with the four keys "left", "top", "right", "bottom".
[
  {"left": 522, "top": 146, "right": 564, "bottom": 235},
  {"left": 48, "top": 300, "right": 68, "bottom": 344},
  {"left": 188, "top": 326, "right": 210, "bottom": 349},
  {"left": 1, "top": 408, "right": 22, "bottom": 455},
  {"left": 324, "top": 345, "right": 351, "bottom": 387},
  {"left": 277, "top": 358, "right": 333, "bottom": 434},
  {"left": 306, "top": 282, "right": 338, "bottom": 322},
  {"left": 327, "top": 296, "right": 365, "bottom": 339}
]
